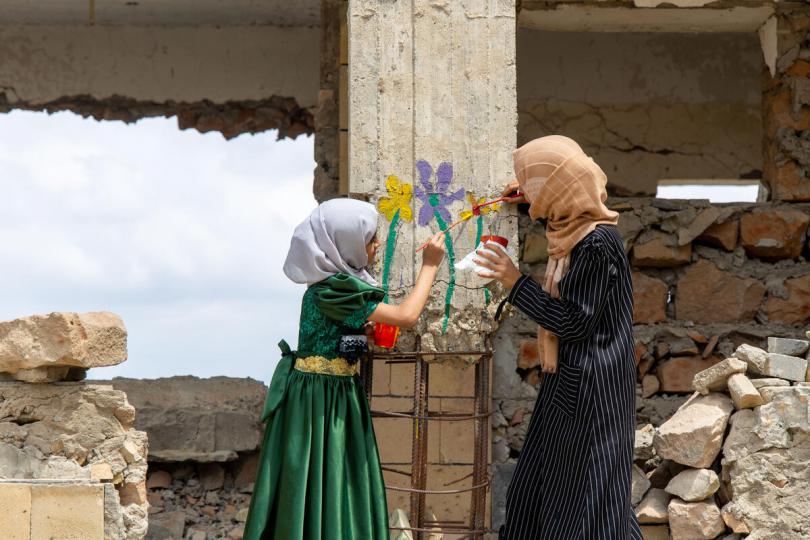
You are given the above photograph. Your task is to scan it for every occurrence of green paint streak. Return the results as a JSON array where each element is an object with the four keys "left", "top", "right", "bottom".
[
  {"left": 475, "top": 215, "right": 491, "bottom": 305},
  {"left": 381, "top": 209, "right": 400, "bottom": 303},
  {"left": 434, "top": 212, "right": 455, "bottom": 334}
]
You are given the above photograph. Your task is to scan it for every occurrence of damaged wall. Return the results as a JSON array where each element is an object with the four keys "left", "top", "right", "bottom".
[
  {"left": 518, "top": 29, "right": 764, "bottom": 196},
  {"left": 0, "top": 24, "right": 319, "bottom": 139}
]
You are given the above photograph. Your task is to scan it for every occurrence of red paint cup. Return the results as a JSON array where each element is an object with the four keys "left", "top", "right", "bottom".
[
  {"left": 374, "top": 322, "right": 400, "bottom": 349},
  {"left": 481, "top": 235, "right": 509, "bottom": 249}
]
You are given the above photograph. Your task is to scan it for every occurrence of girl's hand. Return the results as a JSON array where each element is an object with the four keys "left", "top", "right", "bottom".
[
  {"left": 501, "top": 180, "right": 526, "bottom": 204},
  {"left": 475, "top": 244, "right": 522, "bottom": 289},
  {"left": 421, "top": 233, "right": 446, "bottom": 268}
]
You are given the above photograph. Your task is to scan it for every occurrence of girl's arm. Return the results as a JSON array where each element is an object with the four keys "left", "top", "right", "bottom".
[
  {"left": 476, "top": 238, "right": 616, "bottom": 341},
  {"left": 368, "top": 233, "right": 445, "bottom": 328}
]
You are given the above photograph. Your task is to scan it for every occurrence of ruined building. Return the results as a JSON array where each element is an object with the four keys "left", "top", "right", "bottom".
[{"left": 0, "top": 0, "right": 809, "bottom": 539}]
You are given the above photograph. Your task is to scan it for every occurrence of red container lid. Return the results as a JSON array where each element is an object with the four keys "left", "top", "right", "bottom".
[{"left": 481, "top": 235, "right": 509, "bottom": 248}]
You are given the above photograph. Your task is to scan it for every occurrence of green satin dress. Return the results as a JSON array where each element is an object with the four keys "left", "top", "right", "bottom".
[{"left": 243, "top": 273, "right": 389, "bottom": 540}]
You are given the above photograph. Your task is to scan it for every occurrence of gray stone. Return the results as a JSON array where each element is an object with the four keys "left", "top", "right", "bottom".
[
  {"left": 723, "top": 409, "right": 766, "bottom": 462},
  {"left": 100, "top": 376, "right": 266, "bottom": 462},
  {"left": 0, "top": 312, "right": 127, "bottom": 376},
  {"left": 632, "top": 464, "right": 651, "bottom": 506},
  {"left": 692, "top": 357, "right": 747, "bottom": 394},
  {"left": 654, "top": 393, "right": 733, "bottom": 468},
  {"left": 768, "top": 337, "right": 809, "bottom": 357},
  {"left": 634, "top": 424, "right": 655, "bottom": 461},
  {"left": 635, "top": 488, "right": 670, "bottom": 524},
  {"left": 750, "top": 377, "right": 790, "bottom": 389},
  {"left": 665, "top": 469, "right": 719, "bottom": 502},
  {"left": 668, "top": 498, "right": 725, "bottom": 540}
]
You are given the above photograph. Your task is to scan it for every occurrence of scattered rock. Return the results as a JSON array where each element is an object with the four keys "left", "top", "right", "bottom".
[
  {"left": 692, "top": 357, "right": 747, "bottom": 394},
  {"left": 639, "top": 525, "right": 670, "bottom": 540},
  {"left": 668, "top": 498, "right": 725, "bottom": 540},
  {"left": 635, "top": 424, "right": 655, "bottom": 461},
  {"left": 676, "top": 260, "right": 765, "bottom": 323},
  {"left": 632, "top": 464, "right": 651, "bottom": 506},
  {"left": 734, "top": 344, "right": 768, "bottom": 374},
  {"left": 727, "top": 373, "right": 763, "bottom": 409},
  {"left": 636, "top": 488, "right": 671, "bottom": 524},
  {"left": 768, "top": 337, "right": 810, "bottom": 357},
  {"left": 762, "top": 353, "right": 807, "bottom": 381},
  {"left": 654, "top": 393, "right": 733, "bottom": 468},
  {"left": 721, "top": 504, "right": 750, "bottom": 535},
  {"left": 765, "top": 274, "right": 810, "bottom": 325},
  {"left": 147, "top": 470, "right": 172, "bottom": 490},
  {"left": 665, "top": 469, "right": 720, "bottom": 502},
  {"left": 147, "top": 510, "right": 186, "bottom": 540}
]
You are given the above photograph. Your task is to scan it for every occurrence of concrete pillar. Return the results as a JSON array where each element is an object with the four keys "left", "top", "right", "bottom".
[{"left": 348, "top": 0, "right": 518, "bottom": 351}]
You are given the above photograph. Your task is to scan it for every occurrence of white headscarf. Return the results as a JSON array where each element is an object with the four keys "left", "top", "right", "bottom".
[{"left": 283, "top": 198, "right": 379, "bottom": 286}]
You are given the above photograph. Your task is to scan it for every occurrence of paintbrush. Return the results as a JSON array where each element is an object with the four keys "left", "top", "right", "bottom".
[{"left": 414, "top": 192, "right": 522, "bottom": 253}]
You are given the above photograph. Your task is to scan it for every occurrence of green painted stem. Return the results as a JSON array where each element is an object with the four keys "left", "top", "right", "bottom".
[
  {"left": 434, "top": 212, "right": 455, "bottom": 334},
  {"left": 475, "top": 215, "right": 491, "bottom": 305},
  {"left": 381, "top": 209, "right": 400, "bottom": 303}
]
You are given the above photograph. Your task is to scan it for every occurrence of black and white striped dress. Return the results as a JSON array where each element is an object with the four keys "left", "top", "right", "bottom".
[{"left": 500, "top": 225, "right": 642, "bottom": 540}]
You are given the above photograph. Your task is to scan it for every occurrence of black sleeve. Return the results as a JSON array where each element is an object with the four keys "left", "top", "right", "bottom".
[{"left": 507, "top": 238, "right": 616, "bottom": 342}]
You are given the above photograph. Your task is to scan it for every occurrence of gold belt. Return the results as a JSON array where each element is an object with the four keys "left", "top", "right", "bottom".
[{"left": 294, "top": 356, "right": 359, "bottom": 377}]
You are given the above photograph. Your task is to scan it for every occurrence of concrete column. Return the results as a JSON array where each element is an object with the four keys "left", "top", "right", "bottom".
[{"left": 348, "top": 0, "right": 517, "bottom": 351}]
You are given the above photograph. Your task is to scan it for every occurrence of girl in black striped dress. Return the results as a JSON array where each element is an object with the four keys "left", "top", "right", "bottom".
[{"left": 476, "top": 136, "right": 642, "bottom": 539}]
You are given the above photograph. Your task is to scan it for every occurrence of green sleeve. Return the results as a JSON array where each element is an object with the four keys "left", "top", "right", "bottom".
[{"left": 311, "top": 273, "right": 385, "bottom": 328}]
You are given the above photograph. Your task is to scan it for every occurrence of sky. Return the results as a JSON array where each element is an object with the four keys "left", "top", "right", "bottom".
[
  {"left": 0, "top": 111, "right": 316, "bottom": 381},
  {"left": 0, "top": 111, "right": 759, "bottom": 381}
]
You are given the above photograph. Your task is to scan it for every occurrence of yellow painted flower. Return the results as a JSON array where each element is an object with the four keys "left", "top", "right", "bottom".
[
  {"left": 460, "top": 192, "right": 499, "bottom": 221},
  {"left": 377, "top": 175, "right": 413, "bottom": 222}
]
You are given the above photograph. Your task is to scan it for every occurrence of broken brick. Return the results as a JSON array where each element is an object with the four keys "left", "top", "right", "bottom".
[
  {"left": 675, "top": 260, "right": 766, "bottom": 323},
  {"left": 517, "top": 339, "right": 541, "bottom": 370},
  {"left": 740, "top": 208, "right": 810, "bottom": 260}
]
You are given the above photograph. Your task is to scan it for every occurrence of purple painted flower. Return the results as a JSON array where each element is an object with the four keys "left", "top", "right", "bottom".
[{"left": 413, "top": 160, "right": 465, "bottom": 227}]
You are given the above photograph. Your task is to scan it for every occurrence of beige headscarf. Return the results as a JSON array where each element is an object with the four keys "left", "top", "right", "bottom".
[{"left": 513, "top": 135, "right": 618, "bottom": 373}]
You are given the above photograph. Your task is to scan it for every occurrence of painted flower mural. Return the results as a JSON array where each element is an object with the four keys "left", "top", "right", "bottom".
[
  {"left": 414, "top": 159, "right": 465, "bottom": 333},
  {"left": 461, "top": 192, "right": 499, "bottom": 304},
  {"left": 377, "top": 175, "right": 413, "bottom": 301}
]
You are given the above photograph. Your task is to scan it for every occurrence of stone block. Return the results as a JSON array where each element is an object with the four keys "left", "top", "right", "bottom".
[
  {"left": 146, "top": 470, "right": 172, "bottom": 489},
  {"left": 668, "top": 498, "right": 725, "bottom": 540},
  {"left": 657, "top": 356, "right": 722, "bottom": 393},
  {"left": 632, "top": 272, "right": 668, "bottom": 324},
  {"left": 438, "top": 398, "right": 474, "bottom": 464},
  {"left": 640, "top": 525, "right": 670, "bottom": 540},
  {"left": 740, "top": 208, "right": 810, "bottom": 260},
  {"left": 766, "top": 274, "right": 810, "bottom": 325},
  {"left": 0, "top": 483, "right": 31, "bottom": 540},
  {"left": 633, "top": 232, "right": 692, "bottom": 267},
  {"left": 692, "top": 357, "right": 747, "bottom": 394},
  {"left": 696, "top": 219, "right": 739, "bottom": 251},
  {"left": 727, "top": 373, "right": 763, "bottom": 409},
  {"left": 675, "top": 260, "right": 765, "bottom": 323},
  {"left": 30, "top": 483, "right": 105, "bottom": 540},
  {"left": 665, "top": 469, "right": 719, "bottom": 502},
  {"left": 198, "top": 463, "right": 225, "bottom": 491},
  {"left": 0, "top": 312, "right": 126, "bottom": 377},
  {"left": 750, "top": 377, "right": 790, "bottom": 389},
  {"left": 147, "top": 510, "right": 187, "bottom": 540},
  {"left": 654, "top": 393, "right": 733, "bottom": 468},
  {"left": 636, "top": 488, "right": 670, "bottom": 524},
  {"left": 768, "top": 336, "right": 810, "bottom": 357},
  {"left": 764, "top": 353, "right": 807, "bottom": 381},
  {"left": 641, "top": 374, "right": 660, "bottom": 398}
]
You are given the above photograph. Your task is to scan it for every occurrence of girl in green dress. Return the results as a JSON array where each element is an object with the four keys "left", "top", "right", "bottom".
[{"left": 244, "top": 198, "right": 446, "bottom": 540}]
